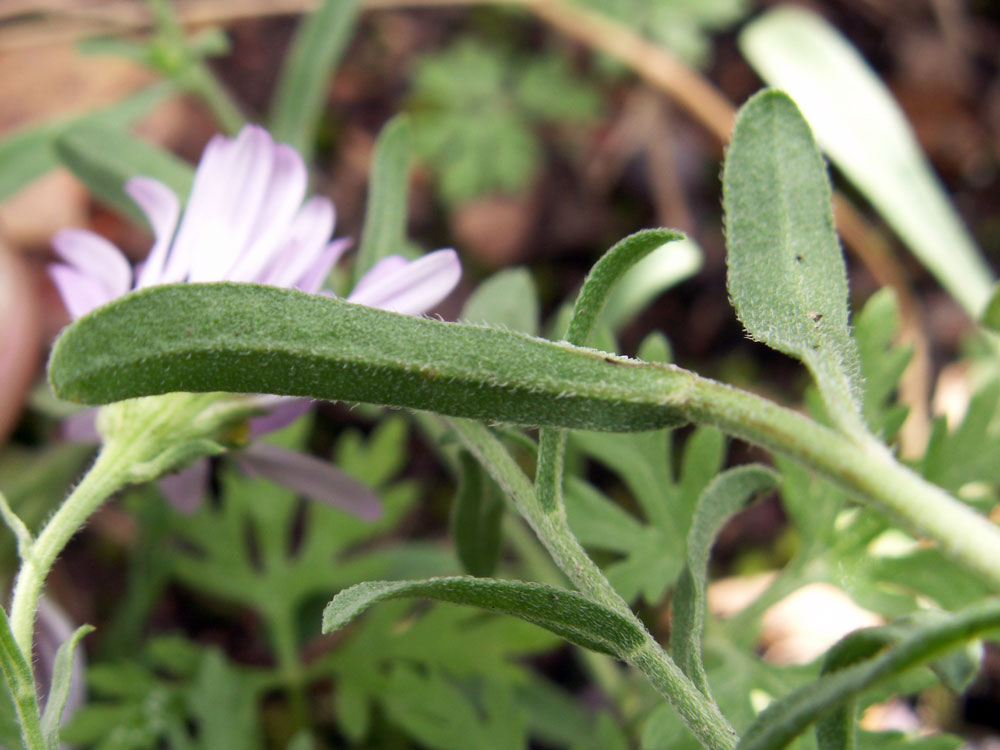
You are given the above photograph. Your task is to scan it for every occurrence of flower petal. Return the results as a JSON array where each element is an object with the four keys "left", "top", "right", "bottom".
[
  {"left": 257, "top": 196, "right": 335, "bottom": 288},
  {"left": 347, "top": 249, "right": 461, "bottom": 315},
  {"left": 295, "top": 238, "right": 352, "bottom": 293},
  {"left": 235, "top": 443, "right": 382, "bottom": 520},
  {"left": 160, "top": 133, "right": 233, "bottom": 282},
  {"left": 226, "top": 143, "right": 310, "bottom": 282},
  {"left": 248, "top": 397, "right": 314, "bottom": 437},
  {"left": 61, "top": 409, "right": 100, "bottom": 442},
  {"left": 49, "top": 264, "right": 118, "bottom": 319},
  {"left": 126, "top": 177, "right": 180, "bottom": 288},
  {"left": 51, "top": 229, "right": 131, "bottom": 299},
  {"left": 159, "top": 460, "right": 210, "bottom": 514}
]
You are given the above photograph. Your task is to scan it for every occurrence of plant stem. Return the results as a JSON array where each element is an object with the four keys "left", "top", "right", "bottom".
[
  {"left": 678, "top": 376, "right": 1000, "bottom": 592},
  {"left": 449, "top": 418, "right": 739, "bottom": 750},
  {"left": 8, "top": 443, "right": 134, "bottom": 657}
]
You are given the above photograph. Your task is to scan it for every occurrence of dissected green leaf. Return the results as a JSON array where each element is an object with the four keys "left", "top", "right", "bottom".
[
  {"left": 671, "top": 465, "right": 778, "bottom": 697},
  {"left": 451, "top": 452, "right": 505, "bottom": 577},
  {"left": 724, "top": 89, "right": 864, "bottom": 437},
  {"left": 853, "top": 289, "right": 911, "bottom": 441},
  {"left": 323, "top": 577, "right": 646, "bottom": 657},
  {"left": 410, "top": 40, "right": 599, "bottom": 205},
  {"left": 353, "top": 115, "right": 413, "bottom": 284},
  {"left": 269, "top": 0, "right": 362, "bottom": 160},
  {"left": 921, "top": 380, "right": 1000, "bottom": 493},
  {"left": 462, "top": 268, "right": 540, "bottom": 336},
  {"left": 740, "top": 7, "right": 994, "bottom": 317},
  {"left": 566, "top": 425, "right": 725, "bottom": 603},
  {"left": 571, "top": 0, "right": 747, "bottom": 66},
  {"left": 55, "top": 123, "right": 194, "bottom": 224},
  {"left": 48, "top": 282, "right": 693, "bottom": 433},
  {"left": 382, "top": 666, "right": 528, "bottom": 750}
]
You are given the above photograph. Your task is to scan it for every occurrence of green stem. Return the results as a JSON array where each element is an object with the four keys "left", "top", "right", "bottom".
[
  {"left": 8, "top": 444, "right": 135, "bottom": 657},
  {"left": 186, "top": 63, "right": 246, "bottom": 135},
  {"left": 449, "top": 418, "right": 739, "bottom": 750},
  {"left": 680, "top": 376, "right": 1000, "bottom": 592},
  {"left": 265, "top": 604, "right": 309, "bottom": 731}
]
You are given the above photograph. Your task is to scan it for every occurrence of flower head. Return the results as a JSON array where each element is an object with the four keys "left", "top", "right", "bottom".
[
  {"left": 50, "top": 124, "right": 460, "bottom": 317},
  {"left": 50, "top": 124, "right": 462, "bottom": 517}
]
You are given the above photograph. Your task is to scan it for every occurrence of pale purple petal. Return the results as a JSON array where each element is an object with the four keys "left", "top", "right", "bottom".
[
  {"left": 226, "top": 144, "right": 310, "bottom": 282},
  {"left": 257, "top": 197, "right": 335, "bottom": 288},
  {"left": 248, "top": 397, "right": 314, "bottom": 437},
  {"left": 295, "top": 238, "right": 352, "bottom": 293},
  {"left": 347, "top": 249, "right": 461, "bottom": 315},
  {"left": 159, "top": 460, "right": 210, "bottom": 514},
  {"left": 126, "top": 177, "right": 180, "bottom": 288},
  {"left": 348, "top": 255, "right": 408, "bottom": 299},
  {"left": 161, "top": 133, "right": 235, "bottom": 282},
  {"left": 49, "top": 264, "right": 118, "bottom": 319},
  {"left": 235, "top": 443, "right": 382, "bottom": 520},
  {"left": 52, "top": 229, "right": 131, "bottom": 299},
  {"left": 61, "top": 409, "right": 99, "bottom": 442}
]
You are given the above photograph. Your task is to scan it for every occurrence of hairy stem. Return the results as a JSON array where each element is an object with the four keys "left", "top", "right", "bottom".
[{"left": 449, "top": 418, "right": 739, "bottom": 750}]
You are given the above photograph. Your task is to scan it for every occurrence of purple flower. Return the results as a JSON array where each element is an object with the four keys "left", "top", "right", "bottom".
[
  {"left": 50, "top": 124, "right": 461, "bottom": 316},
  {"left": 51, "top": 124, "right": 462, "bottom": 517}
]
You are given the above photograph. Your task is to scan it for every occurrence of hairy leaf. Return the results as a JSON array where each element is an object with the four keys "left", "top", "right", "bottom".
[
  {"left": 741, "top": 7, "right": 994, "bottom": 316},
  {"left": 671, "top": 465, "right": 778, "bottom": 696},
  {"left": 353, "top": 115, "right": 413, "bottom": 284},
  {"left": 269, "top": 0, "right": 362, "bottom": 160},
  {"left": 322, "top": 577, "right": 646, "bottom": 657},
  {"left": 724, "top": 89, "right": 863, "bottom": 437},
  {"left": 48, "top": 283, "right": 692, "bottom": 433}
]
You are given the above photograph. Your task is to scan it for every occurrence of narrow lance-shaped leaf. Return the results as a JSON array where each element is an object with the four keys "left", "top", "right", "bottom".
[
  {"left": 723, "top": 89, "right": 865, "bottom": 438},
  {"left": 48, "top": 283, "right": 692, "bottom": 433},
  {"left": 462, "top": 268, "right": 539, "bottom": 335},
  {"left": 451, "top": 453, "right": 505, "bottom": 577},
  {"left": 671, "top": 465, "right": 778, "bottom": 697},
  {"left": 353, "top": 115, "right": 413, "bottom": 285},
  {"left": 40, "top": 624, "right": 93, "bottom": 748},
  {"left": 537, "top": 229, "right": 684, "bottom": 511},
  {"left": 55, "top": 122, "right": 194, "bottom": 225},
  {"left": 269, "top": 0, "right": 362, "bottom": 160},
  {"left": 0, "top": 83, "right": 171, "bottom": 203},
  {"left": 737, "top": 598, "right": 1000, "bottom": 750},
  {"left": 322, "top": 577, "right": 646, "bottom": 657},
  {"left": 814, "top": 613, "right": 982, "bottom": 750},
  {"left": 0, "top": 608, "right": 43, "bottom": 749},
  {"left": 740, "top": 7, "right": 994, "bottom": 317}
]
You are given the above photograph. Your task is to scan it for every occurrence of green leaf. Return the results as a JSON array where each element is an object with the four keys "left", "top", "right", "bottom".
[
  {"left": 723, "top": 89, "right": 864, "bottom": 437},
  {"left": 462, "top": 268, "right": 540, "bottom": 336},
  {"left": 322, "top": 577, "right": 646, "bottom": 657},
  {"left": 736, "top": 598, "right": 1000, "bottom": 750},
  {"left": 451, "top": 452, "right": 505, "bottom": 577},
  {"left": 671, "top": 465, "right": 778, "bottom": 697},
  {"left": 981, "top": 284, "right": 1000, "bottom": 332},
  {"left": 410, "top": 40, "right": 599, "bottom": 205},
  {"left": 40, "top": 624, "right": 94, "bottom": 748},
  {"left": 55, "top": 122, "right": 194, "bottom": 224},
  {"left": 853, "top": 289, "right": 911, "bottom": 441},
  {"left": 48, "top": 282, "right": 692, "bottom": 433},
  {"left": 353, "top": 115, "right": 414, "bottom": 284},
  {"left": 565, "top": 229, "right": 685, "bottom": 346},
  {"left": 920, "top": 380, "right": 1000, "bottom": 493},
  {"left": 382, "top": 666, "right": 528, "bottom": 750},
  {"left": 0, "top": 84, "right": 171, "bottom": 203},
  {"left": 599, "top": 237, "right": 702, "bottom": 333},
  {"left": 0, "top": 608, "right": 42, "bottom": 750},
  {"left": 740, "top": 7, "right": 994, "bottom": 317},
  {"left": 565, "top": 426, "right": 725, "bottom": 604},
  {"left": 269, "top": 0, "right": 362, "bottom": 160}
]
